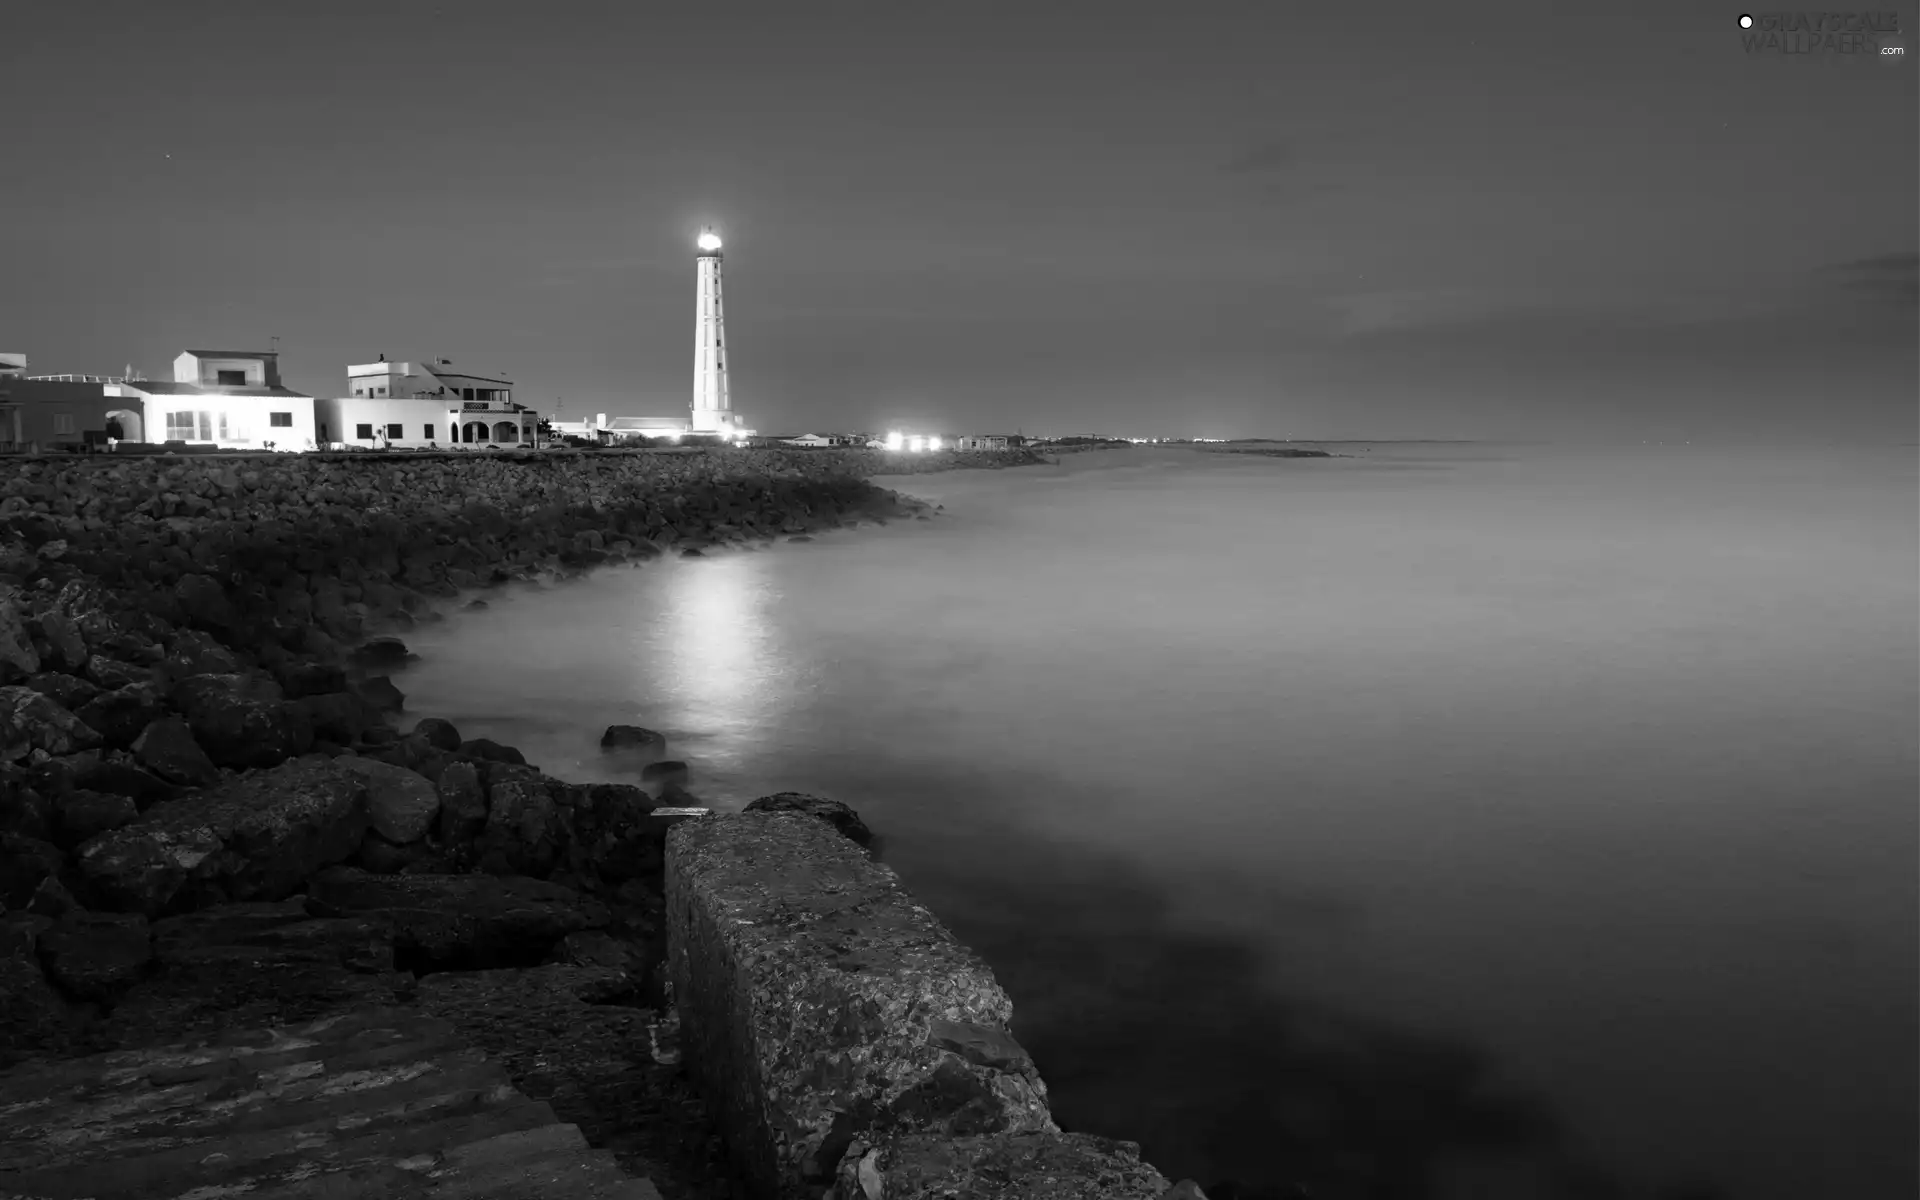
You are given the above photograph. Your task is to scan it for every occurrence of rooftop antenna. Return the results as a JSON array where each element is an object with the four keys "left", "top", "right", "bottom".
[{"left": 269, "top": 336, "right": 281, "bottom": 355}]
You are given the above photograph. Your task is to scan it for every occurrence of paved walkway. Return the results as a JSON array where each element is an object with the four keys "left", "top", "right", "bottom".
[{"left": 0, "top": 1007, "right": 662, "bottom": 1200}]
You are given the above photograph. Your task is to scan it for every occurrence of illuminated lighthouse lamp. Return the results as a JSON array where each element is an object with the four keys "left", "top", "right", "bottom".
[{"left": 697, "top": 231, "right": 723, "bottom": 253}]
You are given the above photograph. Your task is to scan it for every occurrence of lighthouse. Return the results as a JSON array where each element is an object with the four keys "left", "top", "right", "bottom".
[{"left": 690, "top": 228, "right": 736, "bottom": 436}]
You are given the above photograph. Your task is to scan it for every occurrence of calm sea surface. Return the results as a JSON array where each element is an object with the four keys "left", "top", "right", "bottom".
[{"left": 395, "top": 443, "right": 1919, "bottom": 1200}]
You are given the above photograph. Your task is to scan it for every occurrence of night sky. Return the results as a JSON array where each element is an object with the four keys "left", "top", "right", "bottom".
[{"left": 6, "top": 0, "right": 1915, "bottom": 442}]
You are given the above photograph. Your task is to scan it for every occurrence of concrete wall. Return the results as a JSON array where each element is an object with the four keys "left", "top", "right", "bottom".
[
  {"left": 665, "top": 812, "right": 1184, "bottom": 1200},
  {"left": 315, "top": 397, "right": 459, "bottom": 449},
  {"left": 0, "top": 379, "right": 110, "bottom": 450},
  {"left": 142, "top": 394, "right": 318, "bottom": 451}
]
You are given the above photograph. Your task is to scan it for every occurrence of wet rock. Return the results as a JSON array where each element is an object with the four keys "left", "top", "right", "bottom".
[
  {"left": 75, "top": 757, "right": 371, "bottom": 918},
  {"left": 170, "top": 673, "right": 310, "bottom": 769},
  {"left": 67, "top": 759, "right": 178, "bottom": 811},
  {"left": 787, "top": 535, "right": 814, "bottom": 543},
  {"left": 332, "top": 754, "right": 440, "bottom": 844},
  {"left": 0, "top": 685, "right": 103, "bottom": 763},
  {"left": 130, "top": 716, "right": 222, "bottom": 787},
  {"left": 600, "top": 725, "right": 666, "bottom": 756},
  {"left": 833, "top": 1133, "right": 1175, "bottom": 1200},
  {"left": 74, "top": 682, "right": 170, "bottom": 749},
  {"left": 744, "top": 791, "right": 874, "bottom": 846},
  {"left": 0, "top": 951, "right": 80, "bottom": 1067},
  {"left": 25, "top": 872, "right": 81, "bottom": 918},
  {"left": 409, "top": 716, "right": 463, "bottom": 752},
  {"left": 351, "top": 827, "right": 436, "bottom": 875},
  {"left": 55, "top": 788, "right": 139, "bottom": 846},
  {"left": 304, "top": 867, "right": 611, "bottom": 970},
  {"left": 548, "top": 928, "right": 647, "bottom": 984},
  {"left": 457, "top": 737, "right": 525, "bottom": 766},
  {"left": 640, "top": 760, "right": 689, "bottom": 787},
  {"left": 679, "top": 547, "right": 706, "bottom": 558},
  {"left": 356, "top": 674, "right": 405, "bottom": 712},
  {"left": 22, "top": 670, "right": 102, "bottom": 712},
  {"left": 38, "top": 910, "right": 153, "bottom": 1003},
  {"left": 151, "top": 898, "right": 394, "bottom": 975}
]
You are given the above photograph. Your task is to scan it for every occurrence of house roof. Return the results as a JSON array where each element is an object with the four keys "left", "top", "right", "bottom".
[
  {"left": 120, "top": 381, "right": 311, "bottom": 398},
  {"left": 182, "top": 350, "right": 278, "bottom": 359}
]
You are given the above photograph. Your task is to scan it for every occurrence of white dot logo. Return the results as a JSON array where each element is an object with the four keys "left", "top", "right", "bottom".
[{"left": 1738, "top": 13, "right": 1753, "bottom": 27}]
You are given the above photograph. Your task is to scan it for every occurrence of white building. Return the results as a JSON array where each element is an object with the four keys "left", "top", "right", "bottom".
[
  {"left": 783, "top": 433, "right": 862, "bottom": 447},
  {"left": 103, "top": 350, "right": 317, "bottom": 450},
  {"left": 314, "top": 358, "right": 542, "bottom": 449}
]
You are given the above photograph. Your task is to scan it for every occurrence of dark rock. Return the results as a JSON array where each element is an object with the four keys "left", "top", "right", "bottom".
[
  {"left": 640, "top": 760, "right": 689, "bottom": 787},
  {"left": 1, "top": 909, "right": 53, "bottom": 958},
  {"left": 170, "top": 673, "right": 309, "bottom": 769},
  {"left": 130, "top": 716, "right": 222, "bottom": 787},
  {"left": 0, "top": 953, "right": 80, "bottom": 1067},
  {"left": 358, "top": 723, "right": 400, "bottom": 746},
  {"left": 352, "top": 636, "right": 415, "bottom": 667},
  {"left": 409, "top": 716, "right": 463, "bottom": 752},
  {"left": 679, "top": 548, "right": 706, "bottom": 558},
  {"left": 478, "top": 769, "right": 561, "bottom": 877},
  {"left": 274, "top": 660, "right": 348, "bottom": 699},
  {"left": 352, "top": 827, "right": 434, "bottom": 875},
  {"left": 0, "top": 832, "right": 66, "bottom": 909},
  {"left": 600, "top": 724, "right": 666, "bottom": 756},
  {"left": 73, "top": 759, "right": 179, "bottom": 810},
  {"left": 165, "top": 627, "right": 244, "bottom": 676},
  {"left": 435, "top": 760, "right": 489, "bottom": 848},
  {"left": 356, "top": 674, "right": 405, "bottom": 712},
  {"left": 75, "top": 757, "right": 371, "bottom": 918},
  {"left": 0, "top": 588, "right": 41, "bottom": 684},
  {"left": 151, "top": 899, "right": 394, "bottom": 975},
  {"left": 38, "top": 910, "right": 153, "bottom": 1003},
  {"left": 83, "top": 654, "right": 150, "bottom": 690},
  {"left": 457, "top": 737, "right": 526, "bottom": 766},
  {"left": 55, "top": 788, "right": 140, "bottom": 846},
  {"left": 32, "top": 609, "right": 89, "bottom": 673},
  {"left": 0, "top": 685, "right": 103, "bottom": 763},
  {"left": 25, "top": 872, "right": 81, "bottom": 918},
  {"left": 787, "top": 535, "right": 814, "bottom": 543},
  {"left": 463, "top": 599, "right": 489, "bottom": 610},
  {"left": 332, "top": 755, "right": 440, "bottom": 844},
  {"left": 291, "top": 690, "right": 384, "bottom": 746},
  {"left": 744, "top": 792, "right": 874, "bottom": 846},
  {"left": 22, "top": 670, "right": 102, "bottom": 712},
  {"left": 0, "top": 777, "right": 55, "bottom": 839},
  {"left": 74, "top": 682, "right": 170, "bottom": 749},
  {"left": 304, "top": 867, "right": 611, "bottom": 970},
  {"left": 173, "top": 572, "right": 235, "bottom": 631}
]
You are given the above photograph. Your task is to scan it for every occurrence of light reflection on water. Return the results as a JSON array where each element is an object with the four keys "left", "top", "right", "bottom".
[{"left": 396, "top": 444, "right": 1919, "bottom": 1200}]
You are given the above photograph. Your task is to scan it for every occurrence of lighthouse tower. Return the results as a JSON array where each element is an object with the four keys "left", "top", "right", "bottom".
[{"left": 690, "top": 228, "right": 735, "bottom": 436}]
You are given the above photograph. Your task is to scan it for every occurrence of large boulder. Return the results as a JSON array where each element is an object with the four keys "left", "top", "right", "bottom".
[
  {"left": 130, "top": 716, "right": 222, "bottom": 787},
  {"left": 832, "top": 1133, "right": 1175, "bottom": 1200},
  {"left": 0, "top": 686, "right": 103, "bottom": 763},
  {"left": 666, "top": 812, "right": 1054, "bottom": 1197},
  {"left": 305, "top": 867, "right": 611, "bottom": 970},
  {"left": 164, "top": 627, "right": 244, "bottom": 677},
  {"left": 290, "top": 691, "right": 384, "bottom": 746},
  {"left": 54, "top": 788, "right": 140, "bottom": 847},
  {"left": 75, "top": 757, "right": 371, "bottom": 918},
  {"left": 22, "top": 670, "right": 101, "bottom": 712},
  {"left": 600, "top": 725, "right": 666, "bottom": 756},
  {"left": 170, "top": 673, "right": 311, "bottom": 769},
  {"left": 0, "top": 832, "right": 66, "bottom": 909},
  {"left": 74, "top": 682, "right": 170, "bottom": 749},
  {"left": 435, "top": 760, "right": 489, "bottom": 849},
  {"left": 478, "top": 767, "right": 561, "bottom": 877},
  {"left": 331, "top": 755, "right": 440, "bottom": 844},
  {"left": 31, "top": 610, "right": 89, "bottom": 674}
]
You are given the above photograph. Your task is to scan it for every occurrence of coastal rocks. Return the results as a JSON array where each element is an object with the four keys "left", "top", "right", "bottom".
[
  {"left": 130, "top": 716, "right": 222, "bottom": 787},
  {"left": 0, "top": 590, "right": 40, "bottom": 683},
  {"left": 744, "top": 792, "right": 875, "bottom": 847},
  {"left": 410, "top": 716, "right": 463, "bottom": 752},
  {"left": 355, "top": 675, "right": 405, "bottom": 713},
  {"left": 456, "top": 737, "right": 525, "bottom": 766},
  {"left": 37, "top": 910, "right": 154, "bottom": 1003},
  {"left": 170, "top": 673, "right": 311, "bottom": 769},
  {"left": 0, "top": 686, "right": 103, "bottom": 762},
  {"left": 31, "top": 610, "right": 89, "bottom": 674},
  {"left": 53, "top": 788, "right": 139, "bottom": 846},
  {"left": 22, "top": 670, "right": 100, "bottom": 712},
  {"left": 74, "top": 682, "right": 170, "bottom": 749},
  {"left": 0, "top": 832, "right": 67, "bottom": 909},
  {"left": 479, "top": 767, "right": 562, "bottom": 877},
  {"left": 289, "top": 690, "right": 383, "bottom": 746},
  {"left": 666, "top": 812, "right": 1054, "bottom": 1198},
  {"left": 273, "top": 660, "right": 346, "bottom": 699},
  {"left": 435, "top": 760, "right": 489, "bottom": 848},
  {"left": 75, "top": 756, "right": 371, "bottom": 918},
  {"left": 331, "top": 755, "right": 440, "bottom": 844},
  {"left": 165, "top": 627, "right": 244, "bottom": 677},
  {"left": 831, "top": 1133, "right": 1175, "bottom": 1200},
  {"left": 304, "top": 867, "right": 611, "bottom": 970},
  {"left": 84, "top": 654, "right": 151, "bottom": 690},
  {"left": 351, "top": 635, "right": 415, "bottom": 668},
  {"left": 640, "top": 760, "right": 689, "bottom": 787},
  {"left": 601, "top": 724, "right": 667, "bottom": 757}
]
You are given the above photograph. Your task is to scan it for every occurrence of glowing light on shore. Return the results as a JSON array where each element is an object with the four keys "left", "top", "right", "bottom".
[
  {"left": 928, "top": 435, "right": 943, "bottom": 451},
  {"left": 907, "top": 435, "right": 926, "bottom": 453},
  {"left": 696, "top": 230, "right": 723, "bottom": 252},
  {"left": 885, "top": 431, "right": 904, "bottom": 451}
]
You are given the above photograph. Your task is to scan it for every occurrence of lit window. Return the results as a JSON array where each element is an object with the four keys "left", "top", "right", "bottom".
[
  {"left": 196, "top": 411, "right": 214, "bottom": 440},
  {"left": 166, "top": 411, "right": 194, "bottom": 439},
  {"left": 269, "top": 411, "right": 292, "bottom": 427}
]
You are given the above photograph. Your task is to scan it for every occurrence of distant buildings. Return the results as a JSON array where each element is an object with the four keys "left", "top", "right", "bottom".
[{"left": 316, "top": 357, "right": 539, "bottom": 450}]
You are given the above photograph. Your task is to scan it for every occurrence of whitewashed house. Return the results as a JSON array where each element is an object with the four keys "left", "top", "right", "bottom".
[{"left": 103, "top": 350, "right": 317, "bottom": 450}]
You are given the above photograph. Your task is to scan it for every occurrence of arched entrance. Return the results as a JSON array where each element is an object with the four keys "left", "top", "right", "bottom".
[
  {"left": 104, "top": 408, "right": 142, "bottom": 442},
  {"left": 491, "top": 421, "right": 519, "bottom": 444},
  {"left": 461, "top": 422, "right": 490, "bottom": 444}
]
